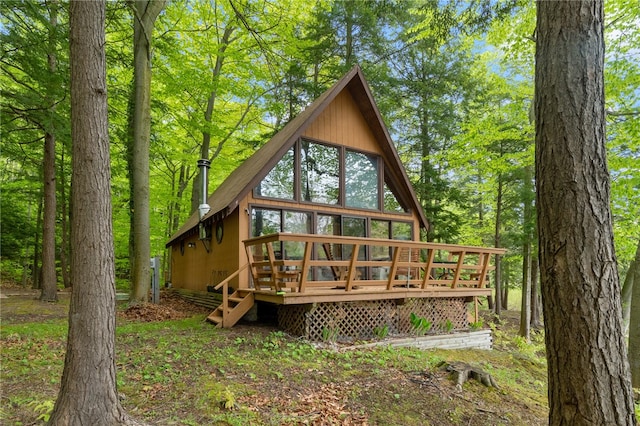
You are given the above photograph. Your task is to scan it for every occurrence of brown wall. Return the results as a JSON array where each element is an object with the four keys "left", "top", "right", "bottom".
[
  {"left": 303, "top": 90, "right": 379, "bottom": 154},
  {"left": 169, "top": 210, "right": 243, "bottom": 292}
]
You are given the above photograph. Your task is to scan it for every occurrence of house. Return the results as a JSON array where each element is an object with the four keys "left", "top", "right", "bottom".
[{"left": 166, "top": 66, "right": 504, "bottom": 341}]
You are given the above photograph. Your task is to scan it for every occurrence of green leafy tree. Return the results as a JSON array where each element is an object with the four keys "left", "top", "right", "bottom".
[{"left": 1, "top": 1, "right": 70, "bottom": 299}]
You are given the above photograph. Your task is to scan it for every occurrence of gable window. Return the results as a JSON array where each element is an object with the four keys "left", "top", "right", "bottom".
[
  {"left": 254, "top": 147, "right": 294, "bottom": 200},
  {"left": 254, "top": 138, "right": 409, "bottom": 214},
  {"left": 345, "top": 150, "right": 379, "bottom": 210},
  {"left": 300, "top": 140, "right": 339, "bottom": 204},
  {"left": 384, "top": 182, "right": 406, "bottom": 213}
]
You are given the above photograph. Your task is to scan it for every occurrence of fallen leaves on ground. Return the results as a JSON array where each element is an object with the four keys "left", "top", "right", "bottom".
[
  {"left": 119, "top": 291, "right": 210, "bottom": 322},
  {"left": 240, "top": 381, "right": 369, "bottom": 425}
]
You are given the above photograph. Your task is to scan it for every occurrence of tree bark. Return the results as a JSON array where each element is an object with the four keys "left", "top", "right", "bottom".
[
  {"left": 519, "top": 239, "right": 531, "bottom": 340},
  {"left": 31, "top": 191, "right": 43, "bottom": 289},
  {"left": 40, "top": 0, "right": 59, "bottom": 302},
  {"left": 621, "top": 240, "right": 639, "bottom": 336},
  {"left": 59, "top": 146, "right": 71, "bottom": 289},
  {"left": 628, "top": 240, "right": 640, "bottom": 387},
  {"left": 128, "top": 0, "right": 166, "bottom": 304},
  {"left": 493, "top": 176, "right": 503, "bottom": 316},
  {"left": 530, "top": 256, "right": 542, "bottom": 329},
  {"left": 48, "top": 2, "right": 142, "bottom": 424},
  {"left": 519, "top": 165, "right": 534, "bottom": 339},
  {"left": 535, "top": 1, "right": 636, "bottom": 424},
  {"left": 41, "top": 130, "right": 58, "bottom": 301}
]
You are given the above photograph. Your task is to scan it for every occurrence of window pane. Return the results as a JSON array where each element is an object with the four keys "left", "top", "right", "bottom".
[
  {"left": 371, "top": 220, "right": 390, "bottom": 239},
  {"left": 300, "top": 140, "right": 339, "bottom": 204},
  {"left": 342, "top": 217, "right": 366, "bottom": 260},
  {"left": 282, "top": 212, "right": 310, "bottom": 260},
  {"left": 383, "top": 182, "right": 406, "bottom": 212},
  {"left": 345, "top": 151, "right": 379, "bottom": 209},
  {"left": 254, "top": 148, "right": 294, "bottom": 200},
  {"left": 392, "top": 222, "right": 412, "bottom": 240},
  {"left": 317, "top": 214, "right": 341, "bottom": 236},
  {"left": 283, "top": 211, "right": 311, "bottom": 234},
  {"left": 371, "top": 220, "right": 391, "bottom": 260},
  {"left": 251, "top": 208, "right": 281, "bottom": 237}
]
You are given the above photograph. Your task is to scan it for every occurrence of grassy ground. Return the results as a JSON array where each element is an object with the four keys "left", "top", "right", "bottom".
[{"left": 0, "top": 286, "right": 554, "bottom": 425}]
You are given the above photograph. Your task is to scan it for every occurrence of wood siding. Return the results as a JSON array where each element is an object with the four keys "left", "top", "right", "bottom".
[
  {"left": 170, "top": 211, "right": 242, "bottom": 292},
  {"left": 303, "top": 90, "right": 381, "bottom": 155}
]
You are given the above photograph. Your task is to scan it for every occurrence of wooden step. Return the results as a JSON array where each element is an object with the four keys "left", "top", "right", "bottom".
[{"left": 206, "top": 310, "right": 223, "bottom": 325}]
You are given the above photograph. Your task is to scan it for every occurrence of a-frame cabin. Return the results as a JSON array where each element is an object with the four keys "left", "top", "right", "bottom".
[{"left": 166, "top": 66, "right": 504, "bottom": 340}]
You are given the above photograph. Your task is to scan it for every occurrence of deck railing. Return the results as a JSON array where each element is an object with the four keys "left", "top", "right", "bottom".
[{"left": 244, "top": 233, "right": 506, "bottom": 293}]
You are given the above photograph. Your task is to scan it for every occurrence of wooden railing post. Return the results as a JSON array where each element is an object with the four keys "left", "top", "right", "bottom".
[
  {"left": 421, "top": 248, "right": 436, "bottom": 289},
  {"left": 345, "top": 243, "right": 360, "bottom": 291},
  {"left": 298, "top": 241, "right": 313, "bottom": 293}
]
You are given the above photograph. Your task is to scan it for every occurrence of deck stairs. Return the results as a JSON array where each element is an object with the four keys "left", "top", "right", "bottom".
[{"left": 206, "top": 288, "right": 255, "bottom": 328}]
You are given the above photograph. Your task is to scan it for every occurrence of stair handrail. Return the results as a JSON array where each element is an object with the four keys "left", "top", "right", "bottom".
[{"left": 213, "top": 263, "right": 250, "bottom": 326}]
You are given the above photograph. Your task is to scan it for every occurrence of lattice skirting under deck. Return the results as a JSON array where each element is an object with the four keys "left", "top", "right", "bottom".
[{"left": 277, "top": 297, "right": 470, "bottom": 342}]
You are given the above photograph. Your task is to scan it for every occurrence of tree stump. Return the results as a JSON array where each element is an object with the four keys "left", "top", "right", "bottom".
[{"left": 440, "top": 361, "right": 499, "bottom": 391}]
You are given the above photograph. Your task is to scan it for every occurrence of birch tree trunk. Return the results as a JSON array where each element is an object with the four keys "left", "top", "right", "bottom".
[{"left": 535, "top": 1, "right": 636, "bottom": 423}]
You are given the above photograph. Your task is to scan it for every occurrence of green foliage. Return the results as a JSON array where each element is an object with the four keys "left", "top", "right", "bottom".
[
  {"left": 469, "top": 318, "right": 484, "bottom": 331},
  {"left": 27, "top": 399, "right": 55, "bottom": 422},
  {"left": 321, "top": 326, "right": 339, "bottom": 342},
  {"left": 409, "top": 312, "right": 432, "bottom": 336},
  {"left": 373, "top": 324, "right": 390, "bottom": 339},
  {"left": 443, "top": 319, "right": 454, "bottom": 333},
  {"left": 1, "top": 0, "right": 636, "bottom": 314}
]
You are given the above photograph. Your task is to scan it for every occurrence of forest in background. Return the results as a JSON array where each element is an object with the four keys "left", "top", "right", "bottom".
[{"left": 1, "top": 0, "right": 638, "bottom": 308}]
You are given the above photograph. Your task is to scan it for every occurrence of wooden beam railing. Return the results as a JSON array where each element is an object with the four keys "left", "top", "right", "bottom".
[{"left": 244, "top": 233, "right": 506, "bottom": 294}]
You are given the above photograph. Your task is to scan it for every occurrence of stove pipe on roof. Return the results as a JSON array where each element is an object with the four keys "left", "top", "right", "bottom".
[{"left": 197, "top": 159, "right": 211, "bottom": 221}]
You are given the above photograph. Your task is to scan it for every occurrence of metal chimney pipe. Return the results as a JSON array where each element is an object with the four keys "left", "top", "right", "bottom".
[{"left": 197, "top": 159, "right": 211, "bottom": 221}]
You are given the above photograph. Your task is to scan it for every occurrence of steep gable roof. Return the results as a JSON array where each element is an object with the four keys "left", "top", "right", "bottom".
[{"left": 167, "top": 65, "right": 428, "bottom": 246}]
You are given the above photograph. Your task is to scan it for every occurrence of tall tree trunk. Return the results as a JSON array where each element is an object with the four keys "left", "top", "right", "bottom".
[
  {"left": 190, "top": 25, "right": 234, "bottom": 214},
  {"left": 59, "top": 146, "right": 70, "bottom": 288},
  {"left": 49, "top": 2, "right": 142, "bottom": 424},
  {"left": 40, "top": 0, "right": 60, "bottom": 302},
  {"left": 519, "top": 164, "right": 534, "bottom": 339},
  {"left": 31, "top": 191, "right": 43, "bottom": 290},
  {"left": 519, "top": 240, "right": 532, "bottom": 340},
  {"left": 21, "top": 203, "right": 32, "bottom": 287},
  {"left": 502, "top": 271, "right": 509, "bottom": 310},
  {"left": 627, "top": 240, "right": 640, "bottom": 387},
  {"left": 530, "top": 256, "right": 542, "bottom": 328},
  {"left": 535, "top": 1, "right": 636, "bottom": 424},
  {"left": 621, "top": 240, "right": 639, "bottom": 335},
  {"left": 41, "top": 130, "right": 58, "bottom": 301},
  {"left": 128, "top": 0, "right": 166, "bottom": 304},
  {"left": 493, "top": 176, "right": 503, "bottom": 317}
]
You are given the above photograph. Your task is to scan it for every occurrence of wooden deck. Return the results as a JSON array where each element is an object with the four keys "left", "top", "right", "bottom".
[
  {"left": 207, "top": 233, "right": 505, "bottom": 328},
  {"left": 245, "top": 233, "right": 505, "bottom": 301}
]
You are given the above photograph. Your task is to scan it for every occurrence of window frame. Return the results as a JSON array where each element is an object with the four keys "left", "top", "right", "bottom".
[{"left": 253, "top": 137, "right": 412, "bottom": 215}]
